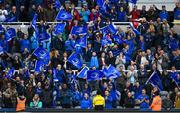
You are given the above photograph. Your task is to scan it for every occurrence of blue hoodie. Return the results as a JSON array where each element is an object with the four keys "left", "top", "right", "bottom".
[
  {"left": 81, "top": 98, "right": 92, "bottom": 109},
  {"left": 105, "top": 95, "right": 113, "bottom": 109}
]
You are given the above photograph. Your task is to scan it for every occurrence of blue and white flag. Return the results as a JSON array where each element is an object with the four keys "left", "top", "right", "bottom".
[
  {"left": 169, "top": 72, "right": 180, "bottom": 88},
  {"left": 32, "top": 13, "right": 38, "bottom": 32},
  {"left": 5, "top": 28, "right": 16, "bottom": 41},
  {"left": 5, "top": 68, "right": 15, "bottom": 78},
  {"left": 75, "top": 35, "right": 87, "bottom": 48},
  {"left": 53, "top": 68, "right": 59, "bottom": 82},
  {"left": 87, "top": 70, "right": 104, "bottom": 81},
  {"left": 100, "top": 26, "right": 109, "bottom": 34},
  {"left": 103, "top": 65, "right": 120, "bottom": 79},
  {"left": 55, "top": 9, "right": 73, "bottom": 21},
  {"left": 101, "top": 34, "right": 112, "bottom": 46},
  {"left": 34, "top": 60, "right": 44, "bottom": 73},
  {"left": 68, "top": 52, "right": 83, "bottom": 69},
  {"left": 54, "top": 0, "right": 61, "bottom": 9},
  {"left": 130, "top": 23, "right": 141, "bottom": 36},
  {"left": 112, "top": 35, "right": 124, "bottom": 44},
  {"left": 5, "top": 16, "right": 17, "bottom": 22},
  {"left": 54, "top": 23, "right": 66, "bottom": 35},
  {"left": 33, "top": 47, "right": 50, "bottom": 65},
  {"left": 128, "top": 0, "right": 138, "bottom": 4},
  {"left": 38, "top": 32, "right": 51, "bottom": 42},
  {"left": 77, "top": 66, "right": 89, "bottom": 78},
  {"left": 108, "top": 24, "right": 117, "bottom": 34},
  {"left": 146, "top": 71, "right": 163, "bottom": 91},
  {"left": 71, "top": 26, "right": 87, "bottom": 35},
  {"left": 0, "top": 45, "right": 4, "bottom": 55}
]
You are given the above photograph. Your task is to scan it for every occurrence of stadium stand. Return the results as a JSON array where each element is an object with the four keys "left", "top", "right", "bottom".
[{"left": 0, "top": 0, "right": 179, "bottom": 112}]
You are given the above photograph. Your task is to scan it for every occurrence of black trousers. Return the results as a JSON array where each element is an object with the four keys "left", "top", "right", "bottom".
[{"left": 94, "top": 105, "right": 104, "bottom": 111}]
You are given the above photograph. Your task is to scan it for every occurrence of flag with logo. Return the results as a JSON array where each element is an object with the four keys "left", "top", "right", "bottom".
[
  {"left": 54, "top": 0, "right": 61, "bottom": 9},
  {"left": 75, "top": 35, "right": 87, "bottom": 48},
  {"left": 103, "top": 65, "right": 120, "bottom": 79},
  {"left": 5, "top": 68, "right": 15, "bottom": 78},
  {"left": 87, "top": 70, "right": 104, "bottom": 81},
  {"left": 71, "top": 26, "right": 87, "bottom": 35},
  {"left": 5, "top": 28, "right": 16, "bottom": 41},
  {"left": 38, "top": 32, "right": 51, "bottom": 42},
  {"left": 108, "top": 24, "right": 117, "bottom": 34},
  {"left": 146, "top": 71, "right": 163, "bottom": 91},
  {"left": 54, "top": 23, "right": 66, "bottom": 35},
  {"left": 34, "top": 60, "right": 45, "bottom": 73},
  {"left": 101, "top": 33, "right": 112, "bottom": 46},
  {"left": 68, "top": 52, "right": 83, "bottom": 69},
  {"left": 33, "top": 47, "right": 50, "bottom": 65},
  {"left": 55, "top": 9, "right": 73, "bottom": 21}
]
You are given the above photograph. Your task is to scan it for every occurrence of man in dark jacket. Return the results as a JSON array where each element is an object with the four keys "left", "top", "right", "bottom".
[
  {"left": 124, "top": 92, "right": 135, "bottom": 108},
  {"left": 42, "top": 85, "right": 53, "bottom": 108},
  {"left": 60, "top": 84, "right": 72, "bottom": 108},
  {"left": 162, "top": 94, "right": 173, "bottom": 111}
]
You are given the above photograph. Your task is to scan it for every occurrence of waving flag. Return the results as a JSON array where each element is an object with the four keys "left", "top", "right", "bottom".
[
  {"left": 68, "top": 52, "right": 83, "bottom": 69},
  {"left": 112, "top": 35, "right": 124, "bottom": 44},
  {"left": 33, "top": 47, "right": 50, "bottom": 65},
  {"left": 130, "top": 23, "right": 141, "bottom": 36},
  {"left": 101, "top": 34, "right": 112, "bottom": 46},
  {"left": 108, "top": 24, "right": 117, "bottom": 34},
  {"left": 53, "top": 68, "right": 59, "bottom": 82},
  {"left": 5, "top": 16, "right": 17, "bottom": 22},
  {"left": 54, "top": 23, "right": 66, "bottom": 35},
  {"left": 0, "top": 46, "right": 4, "bottom": 55},
  {"left": 71, "top": 26, "right": 87, "bottom": 35},
  {"left": 103, "top": 65, "right": 120, "bottom": 79},
  {"left": 100, "top": 26, "right": 109, "bottom": 34},
  {"left": 56, "top": 9, "right": 73, "bottom": 21},
  {"left": 5, "top": 68, "right": 15, "bottom": 78},
  {"left": 77, "top": 66, "right": 89, "bottom": 78},
  {"left": 32, "top": 13, "right": 38, "bottom": 32},
  {"left": 87, "top": 70, "right": 104, "bottom": 81},
  {"left": 38, "top": 32, "right": 51, "bottom": 42},
  {"left": 5, "top": 28, "right": 16, "bottom": 41},
  {"left": 146, "top": 71, "right": 163, "bottom": 91},
  {"left": 169, "top": 72, "right": 180, "bottom": 88},
  {"left": 75, "top": 35, "right": 87, "bottom": 48},
  {"left": 34, "top": 60, "right": 44, "bottom": 73},
  {"left": 54, "top": 0, "right": 61, "bottom": 9},
  {"left": 128, "top": 0, "right": 138, "bottom": 4}
]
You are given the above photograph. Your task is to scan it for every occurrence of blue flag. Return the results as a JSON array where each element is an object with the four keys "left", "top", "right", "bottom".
[
  {"left": 38, "top": 32, "right": 51, "bottom": 42},
  {"left": 103, "top": 65, "right": 120, "bottom": 79},
  {"left": 87, "top": 70, "right": 104, "bottom": 81},
  {"left": 77, "top": 66, "right": 89, "bottom": 78},
  {"left": 34, "top": 60, "right": 44, "bottom": 73},
  {"left": 68, "top": 52, "right": 83, "bottom": 69},
  {"left": 108, "top": 24, "right": 117, "bottom": 34},
  {"left": 101, "top": 34, "right": 112, "bottom": 46},
  {"left": 32, "top": 13, "right": 38, "bottom": 32},
  {"left": 169, "top": 72, "right": 180, "bottom": 88},
  {"left": 33, "top": 47, "right": 50, "bottom": 65},
  {"left": 75, "top": 35, "right": 87, "bottom": 48},
  {"left": 146, "top": 71, "right": 163, "bottom": 91},
  {"left": 54, "top": 0, "right": 61, "bottom": 9},
  {"left": 71, "top": 26, "right": 87, "bottom": 35},
  {"left": 5, "top": 28, "right": 16, "bottom": 41},
  {"left": 97, "top": 0, "right": 104, "bottom": 7},
  {"left": 0, "top": 45, "right": 4, "bottom": 55},
  {"left": 100, "top": 26, "right": 109, "bottom": 34},
  {"left": 54, "top": 23, "right": 66, "bottom": 35},
  {"left": 5, "top": 68, "right": 15, "bottom": 78},
  {"left": 5, "top": 16, "right": 17, "bottom": 22},
  {"left": 53, "top": 68, "right": 59, "bottom": 82},
  {"left": 130, "top": 23, "right": 141, "bottom": 36},
  {"left": 0, "top": 24, "right": 5, "bottom": 34},
  {"left": 127, "top": 0, "right": 138, "bottom": 4},
  {"left": 56, "top": 9, "right": 73, "bottom": 21},
  {"left": 112, "top": 35, "right": 124, "bottom": 44}
]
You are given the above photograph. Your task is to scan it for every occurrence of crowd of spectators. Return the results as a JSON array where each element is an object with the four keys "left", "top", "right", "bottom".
[{"left": 0, "top": 0, "right": 179, "bottom": 111}]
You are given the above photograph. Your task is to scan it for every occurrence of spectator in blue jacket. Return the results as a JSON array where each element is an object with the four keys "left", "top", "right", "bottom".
[
  {"left": 56, "top": 64, "right": 65, "bottom": 83},
  {"left": 159, "top": 6, "right": 169, "bottom": 21},
  {"left": 81, "top": 93, "right": 92, "bottom": 109},
  {"left": 118, "top": 7, "right": 127, "bottom": 22},
  {"left": 20, "top": 34, "right": 31, "bottom": 52},
  {"left": 136, "top": 89, "right": 150, "bottom": 110},
  {"left": 90, "top": 52, "right": 99, "bottom": 69},
  {"left": 104, "top": 90, "right": 113, "bottom": 109}
]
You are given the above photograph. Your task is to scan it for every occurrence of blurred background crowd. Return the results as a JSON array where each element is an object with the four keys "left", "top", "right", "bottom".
[{"left": 0, "top": 0, "right": 179, "bottom": 111}]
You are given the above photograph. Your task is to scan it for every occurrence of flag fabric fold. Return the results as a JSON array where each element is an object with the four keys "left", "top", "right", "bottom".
[
  {"left": 103, "top": 65, "right": 120, "bottom": 79},
  {"left": 75, "top": 35, "right": 87, "bottom": 48},
  {"left": 77, "top": 66, "right": 89, "bottom": 78},
  {"left": 54, "top": 23, "right": 66, "bottom": 35},
  {"left": 34, "top": 60, "right": 45, "bottom": 73},
  {"left": 5, "top": 28, "right": 16, "bottom": 41},
  {"left": 5, "top": 68, "right": 15, "bottom": 78},
  {"left": 146, "top": 71, "right": 163, "bottom": 91}
]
